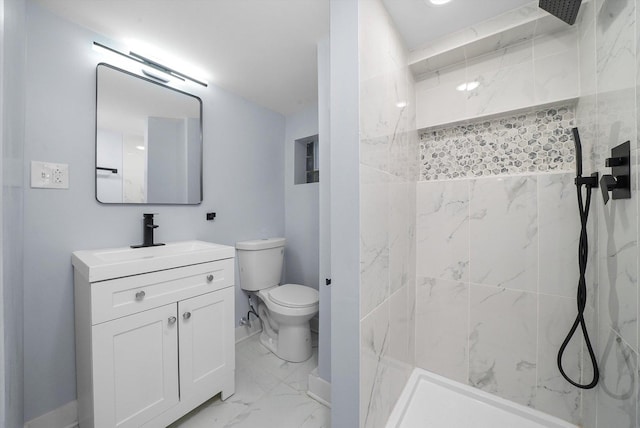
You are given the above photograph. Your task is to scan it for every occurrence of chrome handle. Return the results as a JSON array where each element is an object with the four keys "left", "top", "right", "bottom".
[
  {"left": 168, "top": 316, "right": 177, "bottom": 325},
  {"left": 206, "top": 274, "right": 214, "bottom": 282},
  {"left": 135, "top": 291, "right": 146, "bottom": 300},
  {"left": 183, "top": 312, "right": 192, "bottom": 320}
]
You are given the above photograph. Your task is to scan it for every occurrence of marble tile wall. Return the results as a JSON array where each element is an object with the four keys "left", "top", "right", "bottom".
[
  {"left": 575, "top": 0, "right": 640, "bottom": 427},
  {"left": 360, "top": 1, "right": 640, "bottom": 427},
  {"left": 415, "top": 0, "right": 640, "bottom": 425},
  {"left": 415, "top": 172, "right": 584, "bottom": 425},
  {"left": 358, "top": 0, "right": 418, "bottom": 427},
  {"left": 405, "top": 1, "right": 640, "bottom": 428},
  {"left": 415, "top": 28, "right": 580, "bottom": 129},
  {"left": 415, "top": 60, "right": 587, "bottom": 424},
  {"left": 407, "top": 2, "right": 547, "bottom": 62}
]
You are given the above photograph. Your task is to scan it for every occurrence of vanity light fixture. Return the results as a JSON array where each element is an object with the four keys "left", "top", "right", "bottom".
[
  {"left": 92, "top": 41, "right": 208, "bottom": 87},
  {"left": 456, "top": 81, "right": 480, "bottom": 92},
  {"left": 141, "top": 66, "right": 176, "bottom": 84},
  {"left": 429, "top": 0, "right": 452, "bottom": 5}
]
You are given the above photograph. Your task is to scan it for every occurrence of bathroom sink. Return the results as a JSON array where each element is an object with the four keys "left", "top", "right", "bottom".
[
  {"left": 93, "top": 241, "right": 216, "bottom": 263},
  {"left": 72, "top": 240, "right": 235, "bottom": 282}
]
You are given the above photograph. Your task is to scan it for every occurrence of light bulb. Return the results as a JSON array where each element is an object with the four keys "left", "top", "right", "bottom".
[{"left": 456, "top": 81, "right": 480, "bottom": 92}]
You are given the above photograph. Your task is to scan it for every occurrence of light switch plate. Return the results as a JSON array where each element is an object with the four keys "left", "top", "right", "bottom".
[{"left": 31, "top": 161, "right": 69, "bottom": 189}]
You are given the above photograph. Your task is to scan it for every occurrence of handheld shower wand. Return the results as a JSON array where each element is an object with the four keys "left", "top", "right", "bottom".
[
  {"left": 557, "top": 128, "right": 599, "bottom": 389},
  {"left": 573, "top": 128, "right": 583, "bottom": 177}
]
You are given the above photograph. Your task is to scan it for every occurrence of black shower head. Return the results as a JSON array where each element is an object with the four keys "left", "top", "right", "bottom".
[{"left": 539, "top": 0, "right": 583, "bottom": 25}]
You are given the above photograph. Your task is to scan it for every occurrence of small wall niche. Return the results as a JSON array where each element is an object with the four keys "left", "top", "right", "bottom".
[{"left": 294, "top": 134, "right": 319, "bottom": 184}]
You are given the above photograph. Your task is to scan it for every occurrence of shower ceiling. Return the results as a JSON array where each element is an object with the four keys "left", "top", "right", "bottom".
[{"left": 383, "top": 0, "right": 534, "bottom": 51}]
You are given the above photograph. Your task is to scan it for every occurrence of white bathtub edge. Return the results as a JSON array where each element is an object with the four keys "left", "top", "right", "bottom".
[
  {"left": 385, "top": 368, "right": 578, "bottom": 428},
  {"left": 385, "top": 368, "right": 425, "bottom": 428}
]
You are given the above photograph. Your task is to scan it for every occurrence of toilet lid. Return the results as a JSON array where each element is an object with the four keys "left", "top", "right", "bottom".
[{"left": 268, "top": 284, "right": 319, "bottom": 308}]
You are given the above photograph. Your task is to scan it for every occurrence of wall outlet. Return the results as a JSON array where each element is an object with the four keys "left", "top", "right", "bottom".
[{"left": 31, "top": 161, "right": 69, "bottom": 189}]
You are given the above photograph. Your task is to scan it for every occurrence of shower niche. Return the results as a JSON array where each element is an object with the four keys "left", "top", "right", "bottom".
[{"left": 294, "top": 134, "right": 319, "bottom": 184}]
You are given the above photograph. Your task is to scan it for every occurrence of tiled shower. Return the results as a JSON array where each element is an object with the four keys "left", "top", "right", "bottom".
[
  {"left": 415, "top": 105, "right": 584, "bottom": 422},
  {"left": 359, "top": 0, "right": 640, "bottom": 427}
]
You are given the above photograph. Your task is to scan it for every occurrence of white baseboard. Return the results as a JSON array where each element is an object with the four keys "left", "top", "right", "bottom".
[
  {"left": 307, "top": 368, "right": 331, "bottom": 407},
  {"left": 235, "top": 320, "right": 262, "bottom": 343},
  {"left": 24, "top": 400, "right": 78, "bottom": 428}
]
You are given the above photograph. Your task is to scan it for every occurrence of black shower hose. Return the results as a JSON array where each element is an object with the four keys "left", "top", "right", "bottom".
[{"left": 557, "top": 181, "right": 599, "bottom": 389}]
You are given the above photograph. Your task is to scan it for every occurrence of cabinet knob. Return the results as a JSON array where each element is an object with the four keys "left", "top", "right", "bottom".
[
  {"left": 168, "top": 316, "right": 177, "bottom": 325},
  {"left": 206, "top": 274, "right": 214, "bottom": 282},
  {"left": 135, "top": 291, "right": 146, "bottom": 300},
  {"left": 183, "top": 312, "right": 192, "bottom": 320}
]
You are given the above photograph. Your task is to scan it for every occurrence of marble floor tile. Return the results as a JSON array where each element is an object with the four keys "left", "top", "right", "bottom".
[
  {"left": 222, "top": 383, "right": 328, "bottom": 428},
  {"left": 236, "top": 333, "right": 317, "bottom": 383},
  {"left": 172, "top": 333, "right": 329, "bottom": 428}
]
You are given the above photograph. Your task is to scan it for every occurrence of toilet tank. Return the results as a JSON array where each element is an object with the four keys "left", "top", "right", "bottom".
[{"left": 236, "top": 238, "right": 285, "bottom": 291}]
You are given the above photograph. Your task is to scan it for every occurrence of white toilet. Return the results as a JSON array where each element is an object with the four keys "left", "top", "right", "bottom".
[{"left": 236, "top": 237, "right": 319, "bottom": 362}]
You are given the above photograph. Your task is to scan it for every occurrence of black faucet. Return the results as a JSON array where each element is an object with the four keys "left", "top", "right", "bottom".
[{"left": 131, "top": 213, "right": 165, "bottom": 248}]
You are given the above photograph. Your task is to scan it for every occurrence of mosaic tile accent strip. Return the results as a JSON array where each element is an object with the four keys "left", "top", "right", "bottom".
[{"left": 419, "top": 105, "right": 576, "bottom": 181}]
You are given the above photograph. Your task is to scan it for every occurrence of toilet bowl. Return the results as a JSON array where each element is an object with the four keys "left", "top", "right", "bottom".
[
  {"left": 236, "top": 238, "right": 319, "bottom": 362},
  {"left": 256, "top": 284, "right": 319, "bottom": 362}
]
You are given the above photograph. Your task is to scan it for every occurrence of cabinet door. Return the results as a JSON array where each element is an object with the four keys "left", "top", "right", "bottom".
[
  {"left": 92, "top": 304, "right": 179, "bottom": 428},
  {"left": 178, "top": 287, "right": 234, "bottom": 399}
]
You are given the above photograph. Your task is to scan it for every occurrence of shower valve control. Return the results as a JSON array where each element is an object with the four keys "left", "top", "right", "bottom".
[
  {"left": 605, "top": 157, "right": 626, "bottom": 168},
  {"left": 600, "top": 141, "right": 631, "bottom": 205}
]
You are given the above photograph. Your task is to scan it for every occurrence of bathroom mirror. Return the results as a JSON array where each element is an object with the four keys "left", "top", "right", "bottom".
[{"left": 95, "top": 63, "right": 203, "bottom": 204}]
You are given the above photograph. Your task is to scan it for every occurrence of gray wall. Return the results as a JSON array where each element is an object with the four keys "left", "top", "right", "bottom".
[
  {"left": 317, "top": 36, "right": 331, "bottom": 383},
  {"left": 284, "top": 105, "right": 319, "bottom": 290},
  {"left": 330, "top": 0, "right": 361, "bottom": 425},
  {"left": 1, "top": 4, "right": 4, "bottom": 419},
  {"left": 23, "top": 2, "right": 285, "bottom": 421},
  {"left": 284, "top": 103, "right": 331, "bottom": 383},
  {"left": 2, "top": 0, "right": 26, "bottom": 426}
]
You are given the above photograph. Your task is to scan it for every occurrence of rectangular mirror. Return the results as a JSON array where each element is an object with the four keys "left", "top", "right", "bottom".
[{"left": 96, "top": 63, "right": 203, "bottom": 204}]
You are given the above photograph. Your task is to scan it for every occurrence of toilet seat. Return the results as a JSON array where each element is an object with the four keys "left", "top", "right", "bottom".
[{"left": 266, "top": 284, "right": 319, "bottom": 308}]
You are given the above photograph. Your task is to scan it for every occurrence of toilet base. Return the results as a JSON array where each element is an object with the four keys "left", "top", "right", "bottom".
[
  {"left": 259, "top": 321, "right": 313, "bottom": 363},
  {"left": 259, "top": 330, "right": 278, "bottom": 356}
]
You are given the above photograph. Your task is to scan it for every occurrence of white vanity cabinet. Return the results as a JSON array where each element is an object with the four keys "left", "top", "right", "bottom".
[
  {"left": 72, "top": 241, "right": 236, "bottom": 428},
  {"left": 91, "top": 303, "right": 179, "bottom": 428}
]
